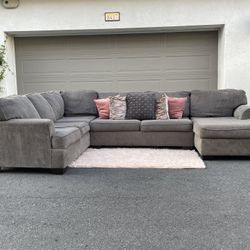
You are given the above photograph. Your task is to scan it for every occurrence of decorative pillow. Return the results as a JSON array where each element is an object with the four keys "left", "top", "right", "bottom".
[
  {"left": 61, "top": 90, "right": 98, "bottom": 116},
  {"left": 110, "top": 95, "right": 126, "bottom": 120},
  {"left": 41, "top": 91, "right": 64, "bottom": 120},
  {"left": 156, "top": 94, "right": 169, "bottom": 120},
  {"left": 168, "top": 97, "right": 187, "bottom": 119},
  {"left": 126, "top": 92, "right": 156, "bottom": 120},
  {"left": 94, "top": 98, "right": 110, "bottom": 119},
  {"left": 0, "top": 95, "right": 40, "bottom": 121},
  {"left": 27, "top": 93, "right": 56, "bottom": 121}
]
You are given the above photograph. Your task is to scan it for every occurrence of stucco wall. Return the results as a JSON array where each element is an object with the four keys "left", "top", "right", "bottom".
[{"left": 0, "top": 0, "right": 250, "bottom": 97}]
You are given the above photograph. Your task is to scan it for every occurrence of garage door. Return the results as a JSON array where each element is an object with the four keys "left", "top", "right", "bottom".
[{"left": 15, "top": 32, "right": 218, "bottom": 94}]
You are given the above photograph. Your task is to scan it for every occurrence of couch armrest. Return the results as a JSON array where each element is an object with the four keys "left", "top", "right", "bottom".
[
  {"left": 0, "top": 119, "right": 54, "bottom": 168},
  {"left": 234, "top": 105, "right": 250, "bottom": 120}
]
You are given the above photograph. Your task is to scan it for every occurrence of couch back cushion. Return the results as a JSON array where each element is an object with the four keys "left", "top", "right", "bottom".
[
  {"left": 61, "top": 90, "right": 98, "bottom": 116},
  {"left": 26, "top": 93, "right": 56, "bottom": 121},
  {"left": 41, "top": 91, "right": 64, "bottom": 120},
  {"left": 0, "top": 95, "right": 40, "bottom": 121},
  {"left": 191, "top": 89, "right": 247, "bottom": 117}
]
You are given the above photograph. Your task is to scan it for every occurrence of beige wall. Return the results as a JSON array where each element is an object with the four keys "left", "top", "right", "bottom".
[{"left": 0, "top": 0, "right": 250, "bottom": 97}]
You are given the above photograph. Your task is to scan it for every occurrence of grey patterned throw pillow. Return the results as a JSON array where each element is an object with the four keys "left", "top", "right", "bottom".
[
  {"left": 126, "top": 92, "right": 156, "bottom": 120},
  {"left": 109, "top": 95, "right": 126, "bottom": 120},
  {"left": 156, "top": 94, "right": 169, "bottom": 120}
]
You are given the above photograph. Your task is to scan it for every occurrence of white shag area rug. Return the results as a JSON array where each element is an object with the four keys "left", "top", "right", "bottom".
[{"left": 70, "top": 148, "right": 205, "bottom": 169}]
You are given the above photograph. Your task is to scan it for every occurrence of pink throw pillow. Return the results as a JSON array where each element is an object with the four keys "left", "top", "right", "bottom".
[
  {"left": 94, "top": 98, "right": 110, "bottom": 119},
  {"left": 168, "top": 97, "right": 187, "bottom": 119}
]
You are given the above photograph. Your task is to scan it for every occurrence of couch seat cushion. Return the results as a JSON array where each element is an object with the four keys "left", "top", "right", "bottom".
[
  {"left": 0, "top": 95, "right": 40, "bottom": 121},
  {"left": 56, "top": 115, "right": 96, "bottom": 124},
  {"left": 192, "top": 117, "right": 250, "bottom": 139},
  {"left": 141, "top": 118, "right": 193, "bottom": 132},
  {"left": 41, "top": 91, "right": 64, "bottom": 120},
  {"left": 90, "top": 118, "right": 140, "bottom": 132},
  {"left": 26, "top": 93, "right": 56, "bottom": 121},
  {"left": 54, "top": 121, "right": 90, "bottom": 136},
  {"left": 52, "top": 127, "right": 81, "bottom": 149}
]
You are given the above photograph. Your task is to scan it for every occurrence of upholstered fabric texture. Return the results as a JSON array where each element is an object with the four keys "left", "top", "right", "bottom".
[
  {"left": 0, "top": 95, "right": 40, "bottom": 121},
  {"left": 191, "top": 89, "right": 247, "bottom": 117},
  {"left": 54, "top": 121, "right": 90, "bottom": 136},
  {"left": 94, "top": 98, "right": 110, "bottom": 119},
  {"left": 90, "top": 131, "right": 194, "bottom": 147},
  {"left": 194, "top": 135, "right": 250, "bottom": 156},
  {"left": 168, "top": 97, "right": 187, "bottom": 119},
  {"left": 41, "top": 91, "right": 65, "bottom": 120},
  {"left": 0, "top": 119, "right": 53, "bottom": 167},
  {"left": 141, "top": 118, "right": 193, "bottom": 132},
  {"left": 56, "top": 115, "right": 96, "bottom": 124},
  {"left": 90, "top": 118, "right": 140, "bottom": 132},
  {"left": 27, "top": 93, "right": 56, "bottom": 121},
  {"left": 156, "top": 94, "right": 169, "bottom": 120},
  {"left": 126, "top": 92, "right": 156, "bottom": 120},
  {"left": 234, "top": 105, "right": 250, "bottom": 120},
  {"left": 109, "top": 95, "right": 127, "bottom": 120},
  {"left": 51, "top": 133, "right": 90, "bottom": 168},
  {"left": 192, "top": 117, "right": 250, "bottom": 139},
  {"left": 61, "top": 90, "right": 98, "bottom": 116},
  {"left": 52, "top": 127, "right": 81, "bottom": 149}
]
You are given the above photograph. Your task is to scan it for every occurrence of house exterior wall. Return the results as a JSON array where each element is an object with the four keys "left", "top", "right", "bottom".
[{"left": 0, "top": 0, "right": 250, "bottom": 97}]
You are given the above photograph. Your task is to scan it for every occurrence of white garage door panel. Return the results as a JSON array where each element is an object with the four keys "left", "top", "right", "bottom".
[
  {"left": 117, "top": 56, "right": 161, "bottom": 72},
  {"left": 165, "top": 56, "right": 209, "bottom": 70},
  {"left": 68, "top": 58, "right": 113, "bottom": 73},
  {"left": 15, "top": 32, "right": 218, "bottom": 94},
  {"left": 23, "top": 60, "right": 66, "bottom": 73}
]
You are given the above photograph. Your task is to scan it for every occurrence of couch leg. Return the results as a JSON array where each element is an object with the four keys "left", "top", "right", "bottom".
[{"left": 50, "top": 167, "right": 67, "bottom": 175}]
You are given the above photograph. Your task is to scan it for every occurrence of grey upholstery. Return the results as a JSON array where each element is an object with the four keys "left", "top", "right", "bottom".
[
  {"left": 54, "top": 121, "right": 90, "bottom": 136},
  {"left": 0, "top": 119, "right": 53, "bottom": 168},
  {"left": 52, "top": 133, "right": 90, "bottom": 168},
  {"left": 234, "top": 105, "right": 250, "bottom": 120},
  {"left": 27, "top": 93, "right": 56, "bottom": 121},
  {"left": 0, "top": 117, "right": 90, "bottom": 169},
  {"left": 191, "top": 89, "right": 247, "bottom": 117},
  {"left": 91, "top": 131, "right": 194, "bottom": 147},
  {"left": 1, "top": 89, "right": 250, "bottom": 171},
  {"left": 0, "top": 95, "right": 40, "bottom": 121},
  {"left": 98, "top": 92, "right": 124, "bottom": 99},
  {"left": 52, "top": 127, "right": 81, "bottom": 149},
  {"left": 56, "top": 115, "right": 96, "bottom": 124},
  {"left": 90, "top": 118, "right": 141, "bottom": 132},
  {"left": 61, "top": 90, "right": 98, "bottom": 116},
  {"left": 195, "top": 135, "right": 250, "bottom": 156},
  {"left": 141, "top": 118, "right": 193, "bottom": 132},
  {"left": 41, "top": 91, "right": 64, "bottom": 120},
  {"left": 192, "top": 117, "right": 250, "bottom": 139}
]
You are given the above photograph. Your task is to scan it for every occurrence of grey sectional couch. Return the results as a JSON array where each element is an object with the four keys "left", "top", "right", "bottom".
[{"left": 0, "top": 89, "right": 249, "bottom": 174}]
